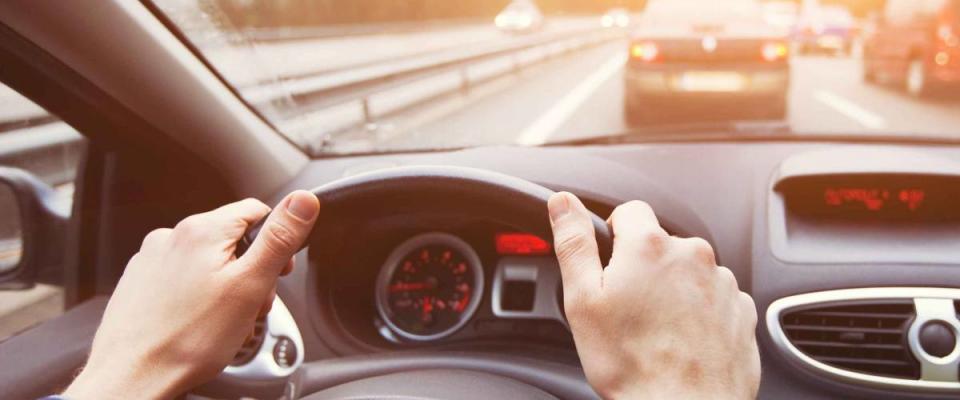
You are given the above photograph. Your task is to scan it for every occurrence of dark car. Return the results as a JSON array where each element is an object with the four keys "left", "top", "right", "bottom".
[
  {"left": 793, "top": 5, "right": 857, "bottom": 55},
  {"left": 863, "top": 0, "right": 960, "bottom": 97},
  {"left": 623, "top": 0, "right": 790, "bottom": 126}
]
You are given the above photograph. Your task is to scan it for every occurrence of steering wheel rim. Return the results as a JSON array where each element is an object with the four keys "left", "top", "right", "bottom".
[
  {"left": 215, "top": 166, "right": 613, "bottom": 398},
  {"left": 239, "top": 165, "right": 613, "bottom": 264}
]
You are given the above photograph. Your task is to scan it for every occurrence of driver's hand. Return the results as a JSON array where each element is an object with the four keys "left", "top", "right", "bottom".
[
  {"left": 548, "top": 193, "right": 760, "bottom": 399},
  {"left": 63, "top": 191, "right": 320, "bottom": 400}
]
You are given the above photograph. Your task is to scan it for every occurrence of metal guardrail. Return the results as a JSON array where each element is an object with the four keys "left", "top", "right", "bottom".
[
  {"left": 0, "top": 123, "right": 84, "bottom": 186},
  {"left": 231, "top": 18, "right": 490, "bottom": 43},
  {"left": 252, "top": 27, "right": 621, "bottom": 144},
  {"left": 1, "top": 26, "right": 621, "bottom": 182}
]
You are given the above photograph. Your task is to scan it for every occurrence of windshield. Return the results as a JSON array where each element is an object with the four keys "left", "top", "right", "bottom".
[{"left": 150, "top": 0, "right": 960, "bottom": 156}]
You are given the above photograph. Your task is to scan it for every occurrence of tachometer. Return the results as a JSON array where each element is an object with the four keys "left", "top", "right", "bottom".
[{"left": 375, "top": 232, "right": 484, "bottom": 341}]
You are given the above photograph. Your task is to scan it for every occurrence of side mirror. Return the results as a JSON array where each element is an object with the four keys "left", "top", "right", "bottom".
[{"left": 0, "top": 167, "right": 69, "bottom": 290}]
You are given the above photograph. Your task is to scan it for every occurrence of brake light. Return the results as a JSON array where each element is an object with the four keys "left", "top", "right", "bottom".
[
  {"left": 938, "top": 24, "right": 959, "bottom": 47},
  {"left": 495, "top": 233, "right": 551, "bottom": 255},
  {"left": 762, "top": 42, "right": 789, "bottom": 62},
  {"left": 630, "top": 42, "right": 659, "bottom": 62}
]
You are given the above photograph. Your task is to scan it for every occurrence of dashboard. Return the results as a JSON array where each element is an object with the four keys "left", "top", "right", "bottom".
[
  {"left": 271, "top": 142, "right": 960, "bottom": 399},
  {"left": 325, "top": 221, "right": 577, "bottom": 350}
]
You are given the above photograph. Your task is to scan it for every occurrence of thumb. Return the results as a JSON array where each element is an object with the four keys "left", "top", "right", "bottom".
[
  {"left": 239, "top": 190, "right": 319, "bottom": 276},
  {"left": 549, "top": 192, "right": 602, "bottom": 298}
]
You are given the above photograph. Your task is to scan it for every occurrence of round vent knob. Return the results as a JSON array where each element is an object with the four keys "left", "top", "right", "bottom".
[
  {"left": 919, "top": 321, "right": 956, "bottom": 358},
  {"left": 273, "top": 336, "right": 298, "bottom": 368}
]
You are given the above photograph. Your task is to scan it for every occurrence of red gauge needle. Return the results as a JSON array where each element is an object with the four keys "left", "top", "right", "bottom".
[
  {"left": 389, "top": 282, "right": 434, "bottom": 293},
  {"left": 421, "top": 296, "right": 433, "bottom": 322}
]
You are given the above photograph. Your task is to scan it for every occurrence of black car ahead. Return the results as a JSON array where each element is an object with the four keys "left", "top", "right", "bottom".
[
  {"left": 863, "top": 0, "right": 960, "bottom": 97},
  {"left": 624, "top": 0, "right": 790, "bottom": 126}
]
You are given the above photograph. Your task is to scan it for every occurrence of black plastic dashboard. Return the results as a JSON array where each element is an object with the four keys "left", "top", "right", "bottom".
[{"left": 270, "top": 141, "right": 960, "bottom": 400}]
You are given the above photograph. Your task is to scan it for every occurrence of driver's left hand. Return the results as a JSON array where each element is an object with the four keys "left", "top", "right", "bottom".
[{"left": 62, "top": 191, "right": 320, "bottom": 400}]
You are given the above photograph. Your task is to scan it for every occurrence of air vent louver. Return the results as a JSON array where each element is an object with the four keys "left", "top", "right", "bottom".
[
  {"left": 232, "top": 316, "right": 267, "bottom": 366},
  {"left": 781, "top": 301, "right": 920, "bottom": 379}
]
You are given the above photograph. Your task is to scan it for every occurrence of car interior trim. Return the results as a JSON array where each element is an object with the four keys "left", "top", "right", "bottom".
[
  {"left": 491, "top": 256, "right": 567, "bottom": 327},
  {"left": 908, "top": 298, "right": 960, "bottom": 382},
  {"left": 223, "top": 296, "right": 306, "bottom": 380},
  {"left": 766, "top": 287, "right": 960, "bottom": 392},
  {"left": 0, "top": 0, "right": 307, "bottom": 197}
]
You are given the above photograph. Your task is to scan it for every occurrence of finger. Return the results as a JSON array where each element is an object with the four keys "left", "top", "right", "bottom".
[
  {"left": 549, "top": 192, "right": 603, "bottom": 298},
  {"left": 606, "top": 201, "right": 668, "bottom": 266},
  {"left": 239, "top": 191, "right": 320, "bottom": 277},
  {"left": 207, "top": 199, "right": 270, "bottom": 234},
  {"left": 209, "top": 198, "right": 272, "bottom": 228},
  {"left": 280, "top": 258, "right": 295, "bottom": 276},
  {"left": 193, "top": 198, "right": 272, "bottom": 242}
]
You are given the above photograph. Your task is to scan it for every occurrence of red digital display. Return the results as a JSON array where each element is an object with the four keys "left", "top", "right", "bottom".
[
  {"left": 781, "top": 175, "right": 960, "bottom": 223},
  {"left": 495, "top": 233, "right": 551, "bottom": 255},
  {"left": 824, "top": 188, "right": 926, "bottom": 212}
]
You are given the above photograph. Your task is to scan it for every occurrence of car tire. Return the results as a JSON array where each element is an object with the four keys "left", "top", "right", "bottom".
[
  {"left": 623, "top": 96, "right": 648, "bottom": 128},
  {"left": 862, "top": 61, "right": 877, "bottom": 84},
  {"left": 762, "top": 96, "right": 788, "bottom": 121},
  {"left": 906, "top": 58, "right": 933, "bottom": 98}
]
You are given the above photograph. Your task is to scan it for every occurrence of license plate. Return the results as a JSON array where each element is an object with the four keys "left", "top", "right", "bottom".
[
  {"left": 676, "top": 72, "right": 745, "bottom": 92},
  {"left": 817, "top": 36, "right": 844, "bottom": 49}
]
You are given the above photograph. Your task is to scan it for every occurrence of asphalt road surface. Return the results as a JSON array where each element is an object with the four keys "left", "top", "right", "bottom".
[{"left": 328, "top": 40, "right": 960, "bottom": 153}]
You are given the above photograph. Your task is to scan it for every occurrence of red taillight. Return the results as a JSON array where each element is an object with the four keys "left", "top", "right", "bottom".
[
  {"left": 630, "top": 41, "right": 659, "bottom": 62},
  {"left": 495, "top": 233, "right": 551, "bottom": 255},
  {"left": 938, "top": 24, "right": 959, "bottom": 47},
  {"left": 762, "top": 41, "right": 789, "bottom": 62}
]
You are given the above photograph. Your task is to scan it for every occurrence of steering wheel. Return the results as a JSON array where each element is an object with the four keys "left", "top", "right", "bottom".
[{"left": 199, "top": 166, "right": 614, "bottom": 399}]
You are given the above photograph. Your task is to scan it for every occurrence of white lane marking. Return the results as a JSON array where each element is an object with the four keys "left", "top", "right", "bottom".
[
  {"left": 516, "top": 52, "right": 627, "bottom": 146},
  {"left": 813, "top": 90, "right": 887, "bottom": 130}
]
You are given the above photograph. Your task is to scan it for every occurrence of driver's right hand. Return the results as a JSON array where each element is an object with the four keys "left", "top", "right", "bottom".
[{"left": 548, "top": 192, "right": 760, "bottom": 399}]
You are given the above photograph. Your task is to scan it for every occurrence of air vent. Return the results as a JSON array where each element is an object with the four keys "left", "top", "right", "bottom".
[
  {"left": 781, "top": 301, "right": 920, "bottom": 379},
  {"left": 232, "top": 316, "right": 267, "bottom": 366}
]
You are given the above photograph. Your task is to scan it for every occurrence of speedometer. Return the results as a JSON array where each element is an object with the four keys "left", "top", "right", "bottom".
[{"left": 375, "top": 232, "right": 484, "bottom": 341}]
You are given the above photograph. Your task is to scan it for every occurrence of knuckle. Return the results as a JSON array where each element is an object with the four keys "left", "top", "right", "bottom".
[
  {"left": 716, "top": 266, "right": 738, "bottom": 290},
  {"left": 622, "top": 199, "right": 653, "bottom": 214},
  {"left": 141, "top": 228, "right": 172, "bottom": 248},
  {"left": 262, "top": 221, "right": 298, "bottom": 255},
  {"left": 174, "top": 215, "right": 208, "bottom": 237},
  {"left": 126, "top": 252, "right": 143, "bottom": 267},
  {"left": 555, "top": 230, "right": 592, "bottom": 262},
  {"left": 739, "top": 292, "right": 759, "bottom": 325},
  {"left": 610, "top": 200, "right": 652, "bottom": 221},
  {"left": 687, "top": 237, "right": 716, "bottom": 264},
  {"left": 638, "top": 229, "right": 668, "bottom": 257}
]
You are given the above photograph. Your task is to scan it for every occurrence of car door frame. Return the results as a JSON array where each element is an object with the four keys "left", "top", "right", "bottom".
[{"left": 0, "top": 1, "right": 312, "bottom": 397}]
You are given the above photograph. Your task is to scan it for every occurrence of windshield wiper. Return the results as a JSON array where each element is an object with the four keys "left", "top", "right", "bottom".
[{"left": 546, "top": 120, "right": 795, "bottom": 146}]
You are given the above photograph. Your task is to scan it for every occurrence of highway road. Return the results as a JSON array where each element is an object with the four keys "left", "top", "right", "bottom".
[
  {"left": 4, "top": 29, "right": 959, "bottom": 156},
  {"left": 324, "top": 40, "right": 960, "bottom": 154},
  {"left": 0, "top": 18, "right": 599, "bottom": 128}
]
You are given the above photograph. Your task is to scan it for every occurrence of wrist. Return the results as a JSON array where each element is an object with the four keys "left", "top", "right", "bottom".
[
  {"left": 64, "top": 352, "right": 190, "bottom": 400},
  {"left": 613, "top": 382, "right": 746, "bottom": 400}
]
